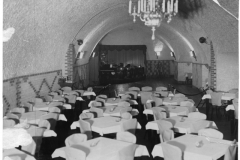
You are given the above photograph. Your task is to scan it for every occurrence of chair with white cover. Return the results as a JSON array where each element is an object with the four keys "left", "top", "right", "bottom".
[
  {"left": 89, "top": 107, "right": 103, "bottom": 118},
  {"left": 151, "top": 97, "right": 163, "bottom": 107},
  {"left": 49, "top": 91, "right": 59, "bottom": 97},
  {"left": 21, "top": 140, "right": 37, "bottom": 156},
  {"left": 34, "top": 98, "right": 44, "bottom": 103},
  {"left": 128, "top": 87, "right": 140, "bottom": 92},
  {"left": 125, "top": 91, "right": 138, "bottom": 100},
  {"left": 3, "top": 119, "right": 16, "bottom": 128},
  {"left": 89, "top": 101, "right": 103, "bottom": 108},
  {"left": 121, "top": 94, "right": 131, "bottom": 100},
  {"left": 79, "top": 119, "right": 92, "bottom": 140},
  {"left": 65, "top": 133, "right": 87, "bottom": 147},
  {"left": 21, "top": 102, "right": 34, "bottom": 112},
  {"left": 96, "top": 94, "right": 107, "bottom": 99},
  {"left": 87, "top": 87, "right": 93, "bottom": 92},
  {"left": 224, "top": 140, "right": 237, "bottom": 160},
  {"left": 176, "top": 107, "right": 189, "bottom": 116},
  {"left": 198, "top": 128, "right": 223, "bottom": 139},
  {"left": 121, "top": 112, "right": 132, "bottom": 120},
  {"left": 174, "top": 93, "right": 186, "bottom": 98},
  {"left": 116, "top": 131, "right": 136, "bottom": 143},
  {"left": 118, "top": 144, "right": 137, "bottom": 160},
  {"left": 152, "top": 107, "right": 167, "bottom": 120},
  {"left": 162, "top": 129, "right": 174, "bottom": 142},
  {"left": 118, "top": 101, "right": 131, "bottom": 107},
  {"left": 61, "top": 87, "right": 72, "bottom": 92},
  {"left": 79, "top": 113, "right": 94, "bottom": 120},
  {"left": 161, "top": 142, "right": 182, "bottom": 160},
  {"left": 210, "top": 92, "right": 225, "bottom": 119},
  {"left": 65, "top": 147, "right": 86, "bottom": 160},
  {"left": 141, "top": 86, "right": 153, "bottom": 92},
  {"left": 10, "top": 107, "right": 25, "bottom": 114},
  {"left": 120, "top": 106, "right": 132, "bottom": 114},
  {"left": 95, "top": 98, "right": 106, "bottom": 105},
  {"left": 156, "top": 120, "right": 173, "bottom": 143},
  {"left": 6, "top": 113, "right": 20, "bottom": 121},
  {"left": 156, "top": 86, "right": 168, "bottom": 92},
  {"left": 40, "top": 113, "right": 59, "bottom": 130},
  {"left": 48, "top": 106, "right": 61, "bottom": 113},
  {"left": 74, "top": 90, "right": 85, "bottom": 96},
  {"left": 38, "top": 119, "right": 51, "bottom": 130},
  {"left": 140, "top": 91, "right": 153, "bottom": 107},
  {"left": 180, "top": 101, "right": 196, "bottom": 112},
  {"left": 121, "top": 118, "right": 138, "bottom": 135},
  {"left": 65, "top": 94, "right": 77, "bottom": 106},
  {"left": 188, "top": 112, "right": 207, "bottom": 120},
  {"left": 44, "top": 94, "right": 53, "bottom": 102}
]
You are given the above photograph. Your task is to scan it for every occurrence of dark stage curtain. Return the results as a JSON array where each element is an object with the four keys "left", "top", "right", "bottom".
[{"left": 99, "top": 45, "right": 147, "bottom": 67}]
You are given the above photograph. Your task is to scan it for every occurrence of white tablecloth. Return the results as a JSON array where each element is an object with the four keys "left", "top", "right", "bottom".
[
  {"left": 145, "top": 116, "right": 217, "bottom": 134},
  {"left": 3, "top": 148, "right": 36, "bottom": 160},
  {"left": 52, "top": 137, "right": 149, "bottom": 160},
  {"left": 226, "top": 105, "right": 235, "bottom": 111},
  {"left": 143, "top": 106, "right": 188, "bottom": 117},
  {"left": 70, "top": 117, "right": 141, "bottom": 135},
  {"left": 76, "top": 97, "right": 84, "bottom": 101},
  {"left": 19, "top": 111, "right": 48, "bottom": 125},
  {"left": 83, "top": 106, "right": 139, "bottom": 117},
  {"left": 202, "top": 94, "right": 235, "bottom": 101},
  {"left": 83, "top": 91, "right": 96, "bottom": 96},
  {"left": 152, "top": 134, "right": 234, "bottom": 160}
]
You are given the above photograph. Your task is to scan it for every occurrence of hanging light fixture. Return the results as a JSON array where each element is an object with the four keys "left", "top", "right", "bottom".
[{"left": 129, "top": 0, "right": 178, "bottom": 40}]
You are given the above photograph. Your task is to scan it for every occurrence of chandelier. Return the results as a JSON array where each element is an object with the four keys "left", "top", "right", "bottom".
[{"left": 129, "top": 0, "right": 178, "bottom": 40}]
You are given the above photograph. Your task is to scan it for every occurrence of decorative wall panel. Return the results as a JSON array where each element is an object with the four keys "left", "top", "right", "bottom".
[
  {"left": 146, "top": 60, "right": 170, "bottom": 77},
  {"left": 3, "top": 70, "right": 62, "bottom": 115}
]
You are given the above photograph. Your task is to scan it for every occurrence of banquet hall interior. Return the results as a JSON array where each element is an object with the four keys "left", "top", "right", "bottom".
[{"left": 2, "top": 0, "right": 239, "bottom": 160}]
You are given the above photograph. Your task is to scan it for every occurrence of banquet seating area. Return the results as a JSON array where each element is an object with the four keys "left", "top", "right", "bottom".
[{"left": 3, "top": 78, "right": 238, "bottom": 160}]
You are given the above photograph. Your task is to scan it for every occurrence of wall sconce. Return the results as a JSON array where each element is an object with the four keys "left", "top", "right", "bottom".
[
  {"left": 170, "top": 51, "right": 176, "bottom": 60},
  {"left": 190, "top": 50, "right": 197, "bottom": 61},
  {"left": 92, "top": 52, "right": 96, "bottom": 58},
  {"left": 77, "top": 39, "right": 83, "bottom": 45},
  {"left": 76, "top": 51, "right": 87, "bottom": 59}
]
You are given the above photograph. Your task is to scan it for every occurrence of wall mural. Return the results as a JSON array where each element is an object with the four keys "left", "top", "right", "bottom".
[{"left": 146, "top": 60, "right": 170, "bottom": 77}]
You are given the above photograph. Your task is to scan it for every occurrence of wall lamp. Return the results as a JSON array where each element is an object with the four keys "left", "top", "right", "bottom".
[
  {"left": 77, "top": 39, "right": 83, "bottom": 46},
  {"left": 190, "top": 50, "right": 197, "bottom": 61},
  {"left": 170, "top": 51, "right": 176, "bottom": 60},
  {"left": 156, "top": 51, "right": 161, "bottom": 59},
  {"left": 76, "top": 51, "right": 87, "bottom": 59}
]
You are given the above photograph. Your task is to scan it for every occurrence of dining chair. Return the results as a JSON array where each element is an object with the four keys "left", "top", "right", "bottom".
[
  {"left": 44, "top": 94, "right": 53, "bottom": 102},
  {"left": 65, "top": 94, "right": 77, "bottom": 105},
  {"left": 3, "top": 119, "right": 16, "bottom": 128},
  {"left": 65, "top": 147, "right": 86, "bottom": 160},
  {"left": 121, "top": 112, "right": 132, "bottom": 120},
  {"left": 121, "top": 118, "right": 138, "bottom": 135},
  {"left": 176, "top": 107, "right": 189, "bottom": 116},
  {"left": 10, "top": 107, "right": 25, "bottom": 114},
  {"left": 87, "top": 87, "right": 93, "bottom": 92},
  {"left": 125, "top": 91, "right": 138, "bottom": 99},
  {"left": 210, "top": 92, "right": 226, "bottom": 119},
  {"left": 128, "top": 87, "right": 140, "bottom": 92},
  {"left": 79, "top": 119, "right": 92, "bottom": 140},
  {"left": 79, "top": 113, "right": 94, "bottom": 120},
  {"left": 188, "top": 112, "right": 207, "bottom": 120},
  {"left": 49, "top": 91, "right": 59, "bottom": 97},
  {"left": 118, "top": 144, "right": 137, "bottom": 160},
  {"left": 224, "top": 140, "right": 237, "bottom": 160},
  {"left": 95, "top": 98, "right": 106, "bottom": 105},
  {"left": 198, "top": 128, "right": 223, "bottom": 139},
  {"left": 180, "top": 101, "right": 196, "bottom": 112},
  {"left": 141, "top": 86, "right": 152, "bottom": 92},
  {"left": 174, "top": 93, "right": 186, "bottom": 98},
  {"left": 89, "top": 107, "right": 103, "bottom": 117},
  {"left": 156, "top": 86, "right": 168, "bottom": 92},
  {"left": 48, "top": 106, "right": 61, "bottom": 113},
  {"left": 120, "top": 106, "right": 133, "bottom": 114},
  {"left": 152, "top": 107, "right": 167, "bottom": 120},
  {"left": 118, "top": 101, "right": 131, "bottom": 107},
  {"left": 156, "top": 120, "right": 173, "bottom": 143},
  {"left": 21, "top": 140, "right": 37, "bottom": 156},
  {"left": 162, "top": 129, "right": 174, "bottom": 142},
  {"left": 56, "top": 89, "right": 63, "bottom": 95},
  {"left": 156, "top": 91, "right": 169, "bottom": 98},
  {"left": 74, "top": 89, "right": 85, "bottom": 96},
  {"left": 233, "top": 98, "right": 238, "bottom": 138},
  {"left": 89, "top": 101, "right": 103, "bottom": 108},
  {"left": 116, "top": 131, "right": 136, "bottom": 143},
  {"left": 61, "top": 87, "right": 72, "bottom": 92},
  {"left": 65, "top": 133, "right": 88, "bottom": 147},
  {"left": 161, "top": 142, "right": 182, "bottom": 160},
  {"left": 40, "top": 113, "right": 59, "bottom": 130},
  {"left": 21, "top": 102, "right": 34, "bottom": 112},
  {"left": 52, "top": 95, "right": 66, "bottom": 103},
  {"left": 121, "top": 94, "right": 131, "bottom": 100},
  {"left": 38, "top": 119, "right": 51, "bottom": 130},
  {"left": 140, "top": 91, "right": 153, "bottom": 107},
  {"left": 34, "top": 98, "right": 44, "bottom": 103},
  {"left": 152, "top": 97, "right": 163, "bottom": 107},
  {"left": 6, "top": 113, "right": 20, "bottom": 120},
  {"left": 96, "top": 94, "right": 108, "bottom": 99}
]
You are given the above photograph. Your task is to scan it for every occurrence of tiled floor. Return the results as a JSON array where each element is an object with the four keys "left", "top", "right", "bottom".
[{"left": 36, "top": 77, "right": 238, "bottom": 160}]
